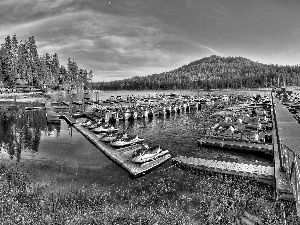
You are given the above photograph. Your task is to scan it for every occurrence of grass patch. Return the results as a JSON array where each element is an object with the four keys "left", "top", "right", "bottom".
[{"left": 1, "top": 162, "right": 300, "bottom": 224}]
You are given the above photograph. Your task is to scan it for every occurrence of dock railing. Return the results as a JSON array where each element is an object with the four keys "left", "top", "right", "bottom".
[
  {"left": 272, "top": 91, "right": 300, "bottom": 215},
  {"left": 280, "top": 142, "right": 300, "bottom": 215}
]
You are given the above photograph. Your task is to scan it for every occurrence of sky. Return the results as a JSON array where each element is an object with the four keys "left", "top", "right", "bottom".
[{"left": 0, "top": 0, "right": 300, "bottom": 82}]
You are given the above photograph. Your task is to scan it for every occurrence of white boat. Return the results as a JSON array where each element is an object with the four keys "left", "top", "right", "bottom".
[
  {"left": 93, "top": 124, "right": 118, "bottom": 133},
  {"left": 81, "top": 120, "right": 92, "bottom": 127},
  {"left": 87, "top": 122, "right": 103, "bottom": 130},
  {"left": 131, "top": 144, "right": 169, "bottom": 164},
  {"left": 110, "top": 135, "right": 144, "bottom": 147},
  {"left": 101, "top": 132, "right": 129, "bottom": 143}
]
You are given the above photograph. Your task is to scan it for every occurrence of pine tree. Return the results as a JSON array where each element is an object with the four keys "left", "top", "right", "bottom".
[
  {"left": 51, "top": 53, "right": 60, "bottom": 87},
  {"left": 1, "top": 35, "right": 14, "bottom": 86}
]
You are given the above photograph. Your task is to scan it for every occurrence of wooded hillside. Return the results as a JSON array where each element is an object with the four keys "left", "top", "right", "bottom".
[{"left": 92, "top": 55, "right": 300, "bottom": 90}]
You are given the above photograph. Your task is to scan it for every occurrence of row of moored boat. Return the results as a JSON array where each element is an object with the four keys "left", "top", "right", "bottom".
[{"left": 80, "top": 119, "right": 170, "bottom": 164}]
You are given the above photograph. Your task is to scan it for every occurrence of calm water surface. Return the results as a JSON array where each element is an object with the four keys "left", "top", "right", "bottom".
[{"left": 0, "top": 90, "right": 273, "bottom": 190}]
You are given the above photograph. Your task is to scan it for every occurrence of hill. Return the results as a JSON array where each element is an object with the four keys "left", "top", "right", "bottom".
[{"left": 92, "top": 55, "right": 300, "bottom": 90}]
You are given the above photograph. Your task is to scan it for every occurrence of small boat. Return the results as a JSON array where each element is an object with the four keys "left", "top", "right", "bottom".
[
  {"left": 81, "top": 119, "right": 92, "bottom": 127},
  {"left": 51, "top": 101, "right": 69, "bottom": 109},
  {"left": 93, "top": 124, "right": 118, "bottom": 133},
  {"left": 72, "top": 110, "right": 84, "bottom": 118},
  {"left": 87, "top": 121, "right": 103, "bottom": 130},
  {"left": 110, "top": 135, "right": 144, "bottom": 147},
  {"left": 72, "top": 100, "right": 83, "bottom": 105},
  {"left": 131, "top": 144, "right": 169, "bottom": 164},
  {"left": 25, "top": 106, "right": 44, "bottom": 110},
  {"left": 101, "top": 132, "right": 129, "bottom": 143}
]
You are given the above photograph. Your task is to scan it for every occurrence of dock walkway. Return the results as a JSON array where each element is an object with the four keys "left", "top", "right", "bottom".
[
  {"left": 274, "top": 99, "right": 300, "bottom": 154},
  {"left": 45, "top": 102, "right": 60, "bottom": 124},
  {"left": 273, "top": 96, "right": 300, "bottom": 202},
  {"left": 173, "top": 156, "right": 274, "bottom": 182},
  {"left": 197, "top": 138, "right": 273, "bottom": 155},
  {"left": 60, "top": 113, "right": 77, "bottom": 124}
]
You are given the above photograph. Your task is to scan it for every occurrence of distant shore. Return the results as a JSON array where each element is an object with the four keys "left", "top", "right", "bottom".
[{"left": 0, "top": 92, "right": 46, "bottom": 103}]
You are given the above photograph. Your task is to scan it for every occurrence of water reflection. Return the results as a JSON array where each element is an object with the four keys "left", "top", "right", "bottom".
[
  {"left": 46, "top": 124, "right": 61, "bottom": 138},
  {"left": 0, "top": 109, "right": 47, "bottom": 161}
]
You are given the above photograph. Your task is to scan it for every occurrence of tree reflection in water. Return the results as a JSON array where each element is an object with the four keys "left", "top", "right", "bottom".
[
  {"left": 0, "top": 109, "right": 47, "bottom": 162},
  {"left": 47, "top": 123, "right": 61, "bottom": 137}
]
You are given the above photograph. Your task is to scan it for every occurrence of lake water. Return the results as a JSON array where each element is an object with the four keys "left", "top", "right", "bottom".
[{"left": 0, "top": 90, "right": 273, "bottom": 191}]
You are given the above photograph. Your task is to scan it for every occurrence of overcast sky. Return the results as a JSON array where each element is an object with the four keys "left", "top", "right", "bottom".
[{"left": 1, "top": 0, "right": 300, "bottom": 82}]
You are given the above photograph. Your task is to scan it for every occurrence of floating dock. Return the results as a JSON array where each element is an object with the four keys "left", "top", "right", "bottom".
[
  {"left": 197, "top": 137, "right": 273, "bottom": 155},
  {"left": 51, "top": 101, "right": 70, "bottom": 110},
  {"left": 173, "top": 156, "right": 274, "bottom": 183},
  {"left": 72, "top": 124, "right": 172, "bottom": 177},
  {"left": 59, "top": 113, "right": 77, "bottom": 124},
  {"left": 46, "top": 110, "right": 60, "bottom": 124}
]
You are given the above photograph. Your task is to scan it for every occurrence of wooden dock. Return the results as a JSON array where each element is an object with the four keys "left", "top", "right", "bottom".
[
  {"left": 46, "top": 110, "right": 60, "bottom": 124},
  {"left": 59, "top": 113, "right": 77, "bottom": 124},
  {"left": 173, "top": 156, "right": 274, "bottom": 183},
  {"left": 273, "top": 95, "right": 296, "bottom": 200},
  {"left": 72, "top": 124, "right": 172, "bottom": 177},
  {"left": 197, "top": 138, "right": 273, "bottom": 155}
]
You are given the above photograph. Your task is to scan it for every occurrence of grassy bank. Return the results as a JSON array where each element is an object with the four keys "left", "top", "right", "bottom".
[{"left": 1, "top": 163, "right": 299, "bottom": 224}]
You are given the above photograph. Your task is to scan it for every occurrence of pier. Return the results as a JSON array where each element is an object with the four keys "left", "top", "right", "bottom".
[
  {"left": 59, "top": 113, "right": 77, "bottom": 124},
  {"left": 173, "top": 156, "right": 274, "bottom": 184},
  {"left": 197, "top": 137, "right": 273, "bottom": 155},
  {"left": 72, "top": 123, "right": 172, "bottom": 177},
  {"left": 45, "top": 102, "right": 60, "bottom": 124}
]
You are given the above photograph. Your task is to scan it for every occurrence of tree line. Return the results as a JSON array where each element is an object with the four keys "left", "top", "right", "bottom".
[
  {"left": 92, "top": 55, "right": 300, "bottom": 90},
  {"left": 0, "top": 34, "right": 93, "bottom": 90}
]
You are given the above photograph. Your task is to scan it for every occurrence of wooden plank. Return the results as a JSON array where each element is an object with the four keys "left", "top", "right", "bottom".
[
  {"left": 197, "top": 138, "right": 273, "bottom": 155},
  {"left": 46, "top": 110, "right": 60, "bottom": 123},
  {"left": 61, "top": 113, "right": 77, "bottom": 124},
  {"left": 173, "top": 156, "right": 274, "bottom": 180}
]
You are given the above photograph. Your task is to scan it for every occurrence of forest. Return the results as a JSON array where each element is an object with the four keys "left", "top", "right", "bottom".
[
  {"left": 0, "top": 34, "right": 93, "bottom": 90},
  {"left": 92, "top": 55, "right": 300, "bottom": 90}
]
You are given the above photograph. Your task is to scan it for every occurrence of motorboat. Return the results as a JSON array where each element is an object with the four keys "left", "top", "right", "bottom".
[
  {"left": 93, "top": 124, "right": 118, "bottom": 133},
  {"left": 72, "top": 110, "right": 84, "bottom": 118},
  {"left": 101, "top": 132, "right": 129, "bottom": 143},
  {"left": 110, "top": 135, "right": 144, "bottom": 147},
  {"left": 131, "top": 144, "right": 169, "bottom": 164},
  {"left": 81, "top": 119, "right": 92, "bottom": 127},
  {"left": 87, "top": 121, "right": 103, "bottom": 130}
]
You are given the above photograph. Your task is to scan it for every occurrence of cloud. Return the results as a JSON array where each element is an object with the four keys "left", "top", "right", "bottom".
[
  {"left": 1, "top": 0, "right": 272, "bottom": 82},
  {"left": 0, "top": 1, "right": 219, "bottom": 82}
]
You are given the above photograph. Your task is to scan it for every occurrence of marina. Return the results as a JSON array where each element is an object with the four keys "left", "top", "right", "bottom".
[{"left": 3, "top": 88, "right": 300, "bottom": 220}]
